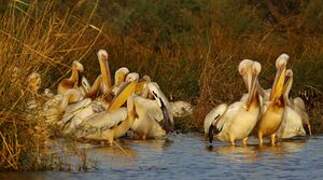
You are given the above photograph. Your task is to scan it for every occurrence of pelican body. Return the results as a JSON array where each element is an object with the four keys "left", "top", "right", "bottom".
[
  {"left": 86, "top": 49, "right": 113, "bottom": 99},
  {"left": 170, "top": 101, "right": 193, "bottom": 118},
  {"left": 204, "top": 60, "right": 261, "bottom": 145},
  {"left": 130, "top": 82, "right": 174, "bottom": 139},
  {"left": 257, "top": 53, "right": 289, "bottom": 145},
  {"left": 75, "top": 97, "right": 135, "bottom": 145},
  {"left": 277, "top": 69, "right": 311, "bottom": 139}
]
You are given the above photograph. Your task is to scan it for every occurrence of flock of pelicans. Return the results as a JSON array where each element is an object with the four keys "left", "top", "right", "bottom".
[
  {"left": 204, "top": 53, "right": 311, "bottom": 145},
  {"left": 26, "top": 49, "right": 192, "bottom": 145},
  {"left": 25, "top": 50, "right": 311, "bottom": 146}
]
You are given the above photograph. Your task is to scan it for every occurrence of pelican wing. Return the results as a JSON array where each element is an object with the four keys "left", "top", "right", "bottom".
[
  {"left": 293, "top": 97, "right": 311, "bottom": 133},
  {"left": 204, "top": 103, "right": 228, "bottom": 134},
  {"left": 293, "top": 97, "right": 306, "bottom": 111},
  {"left": 43, "top": 94, "right": 64, "bottom": 124},
  {"left": 277, "top": 106, "right": 305, "bottom": 139},
  {"left": 150, "top": 82, "right": 174, "bottom": 124},
  {"left": 62, "top": 98, "right": 92, "bottom": 124},
  {"left": 82, "top": 108, "right": 127, "bottom": 128},
  {"left": 62, "top": 100, "right": 106, "bottom": 134},
  {"left": 134, "top": 96, "right": 163, "bottom": 122}
]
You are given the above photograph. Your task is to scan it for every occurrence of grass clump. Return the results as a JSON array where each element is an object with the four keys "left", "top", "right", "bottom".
[{"left": 0, "top": 0, "right": 102, "bottom": 171}]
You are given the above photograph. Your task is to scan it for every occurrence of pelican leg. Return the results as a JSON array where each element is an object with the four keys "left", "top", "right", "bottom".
[
  {"left": 142, "top": 134, "right": 147, "bottom": 140},
  {"left": 307, "top": 124, "right": 312, "bottom": 136},
  {"left": 271, "top": 134, "right": 276, "bottom": 146},
  {"left": 229, "top": 134, "right": 235, "bottom": 146},
  {"left": 102, "top": 131, "right": 114, "bottom": 146},
  {"left": 242, "top": 137, "right": 248, "bottom": 146},
  {"left": 258, "top": 132, "right": 263, "bottom": 146}
]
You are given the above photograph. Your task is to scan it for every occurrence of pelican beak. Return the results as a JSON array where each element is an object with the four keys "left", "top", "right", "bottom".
[
  {"left": 270, "top": 65, "right": 286, "bottom": 101},
  {"left": 108, "top": 81, "right": 137, "bottom": 112},
  {"left": 246, "top": 69, "right": 257, "bottom": 110},
  {"left": 98, "top": 49, "right": 112, "bottom": 89}
]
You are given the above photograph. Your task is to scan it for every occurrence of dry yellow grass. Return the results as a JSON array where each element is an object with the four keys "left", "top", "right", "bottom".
[{"left": 0, "top": 0, "right": 103, "bottom": 171}]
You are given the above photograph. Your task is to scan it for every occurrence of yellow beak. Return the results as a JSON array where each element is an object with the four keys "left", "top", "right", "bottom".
[
  {"left": 246, "top": 71, "right": 257, "bottom": 110},
  {"left": 108, "top": 81, "right": 137, "bottom": 112},
  {"left": 270, "top": 66, "right": 286, "bottom": 101}
]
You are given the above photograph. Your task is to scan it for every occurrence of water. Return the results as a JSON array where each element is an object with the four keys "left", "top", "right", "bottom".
[{"left": 1, "top": 134, "right": 323, "bottom": 180}]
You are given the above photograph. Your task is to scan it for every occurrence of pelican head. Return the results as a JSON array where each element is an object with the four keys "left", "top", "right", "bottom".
[
  {"left": 72, "top": 61, "right": 84, "bottom": 73},
  {"left": 142, "top": 75, "right": 152, "bottom": 82},
  {"left": 72, "top": 61, "right": 85, "bottom": 86},
  {"left": 148, "top": 82, "right": 174, "bottom": 132},
  {"left": 270, "top": 53, "right": 289, "bottom": 101},
  {"left": 114, "top": 67, "right": 130, "bottom": 86},
  {"left": 97, "top": 49, "right": 109, "bottom": 62},
  {"left": 239, "top": 59, "right": 254, "bottom": 91},
  {"left": 126, "top": 72, "right": 140, "bottom": 83},
  {"left": 97, "top": 49, "right": 112, "bottom": 90},
  {"left": 239, "top": 59, "right": 261, "bottom": 109},
  {"left": 27, "top": 72, "right": 41, "bottom": 93}
]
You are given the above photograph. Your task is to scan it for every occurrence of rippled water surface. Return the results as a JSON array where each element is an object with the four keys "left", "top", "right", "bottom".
[{"left": 2, "top": 134, "right": 323, "bottom": 180}]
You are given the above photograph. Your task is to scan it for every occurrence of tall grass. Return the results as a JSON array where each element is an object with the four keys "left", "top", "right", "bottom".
[{"left": 0, "top": 0, "right": 103, "bottom": 171}]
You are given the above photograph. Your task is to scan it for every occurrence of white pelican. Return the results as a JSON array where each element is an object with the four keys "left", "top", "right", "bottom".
[
  {"left": 57, "top": 61, "right": 84, "bottom": 95},
  {"left": 130, "top": 82, "right": 174, "bottom": 139},
  {"left": 204, "top": 59, "right": 261, "bottom": 145},
  {"left": 256, "top": 53, "right": 289, "bottom": 145},
  {"left": 60, "top": 66, "right": 137, "bottom": 134},
  {"left": 111, "top": 67, "right": 130, "bottom": 95},
  {"left": 73, "top": 85, "right": 138, "bottom": 145},
  {"left": 169, "top": 101, "right": 193, "bottom": 118},
  {"left": 43, "top": 73, "right": 91, "bottom": 126},
  {"left": 26, "top": 72, "right": 42, "bottom": 111},
  {"left": 43, "top": 88, "right": 85, "bottom": 125},
  {"left": 61, "top": 81, "right": 138, "bottom": 134},
  {"left": 126, "top": 72, "right": 140, "bottom": 83},
  {"left": 277, "top": 69, "right": 311, "bottom": 139},
  {"left": 85, "top": 49, "right": 113, "bottom": 98}
]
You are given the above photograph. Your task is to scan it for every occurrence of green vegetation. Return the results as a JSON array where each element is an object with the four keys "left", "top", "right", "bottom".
[{"left": 0, "top": 0, "right": 323, "bottom": 171}]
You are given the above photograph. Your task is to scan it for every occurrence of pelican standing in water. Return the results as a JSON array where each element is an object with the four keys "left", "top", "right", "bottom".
[
  {"left": 257, "top": 53, "right": 289, "bottom": 145},
  {"left": 130, "top": 82, "right": 174, "bottom": 139},
  {"left": 57, "top": 61, "right": 84, "bottom": 95},
  {"left": 277, "top": 69, "right": 311, "bottom": 139},
  {"left": 204, "top": 59, "right": 261, "bottom": 145}
]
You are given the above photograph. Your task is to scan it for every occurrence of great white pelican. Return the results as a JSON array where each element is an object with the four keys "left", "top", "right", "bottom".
[
  {"left": 204, "top": 59, "right": 261, "bottom": 145},
  {"left": 256, "top": 53, "right": 289, "bottom": 145}
]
